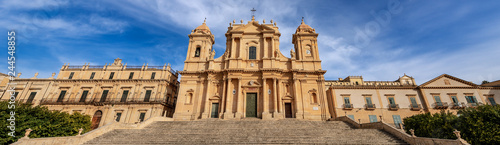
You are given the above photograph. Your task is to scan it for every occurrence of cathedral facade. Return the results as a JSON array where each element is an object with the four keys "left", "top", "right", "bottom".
[
  {"left": 173, "top": 17, "right": 329, "bottom": 121},
  {"left": 172, "top": 17, "right": 500, "bottom": 125}
]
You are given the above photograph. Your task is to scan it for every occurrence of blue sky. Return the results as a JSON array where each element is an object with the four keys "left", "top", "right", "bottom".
[{"left": 2, "top": 0, "right": 500, "bottom": 84}]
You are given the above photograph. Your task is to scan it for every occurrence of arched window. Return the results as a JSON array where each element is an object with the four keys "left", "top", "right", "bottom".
[
  {"left": 249, "top": 46, "right": 256, "bottom": 59},
  {"left": 186, "top": 93, "right": 193, "bottom": 104},
  {"left": 312, "top": 93, "right": 318, "bottom": 104},
  {"left": 194, "top": 47, "right": 200, "bottom": 57}
]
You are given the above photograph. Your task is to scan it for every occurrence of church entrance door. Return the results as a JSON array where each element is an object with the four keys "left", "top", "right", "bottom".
[
  {"left": 246, "top": 93, "right": 257, "bottom": 117},
  {"left": 285, "top": 103, "right": 293, "bottom": 118},
  {"left": 211, "top": 103, "right": 219, "bottom": 118}
]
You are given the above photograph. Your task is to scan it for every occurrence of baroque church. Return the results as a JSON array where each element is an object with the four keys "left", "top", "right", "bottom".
[
  {"left": 172, "top": 16, "right": 500, "bottom": 125},
  {"left": 1, "top": 17, "right": 500, "bottom": 129}
]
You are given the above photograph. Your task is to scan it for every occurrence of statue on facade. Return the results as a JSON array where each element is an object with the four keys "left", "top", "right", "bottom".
[{"left": 290, "top": 49, "right": 295, "bottom": 58}]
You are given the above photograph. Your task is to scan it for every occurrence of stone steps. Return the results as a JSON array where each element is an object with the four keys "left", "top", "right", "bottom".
[{"left": 83, "top": 119, "right": 408, "bottom": 144}]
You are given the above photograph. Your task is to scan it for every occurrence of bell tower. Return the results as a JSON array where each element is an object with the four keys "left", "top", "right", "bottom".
[
  {"left": 184, "top": 19, "right": 215, "bottom": 70},
  {"left": 292, "top": 18, "right": 320, "bottom": 61}
]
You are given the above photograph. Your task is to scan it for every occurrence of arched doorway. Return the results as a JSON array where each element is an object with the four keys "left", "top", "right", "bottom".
[{"left": 91, "top": 110, "right": 103, "bottom": 130}]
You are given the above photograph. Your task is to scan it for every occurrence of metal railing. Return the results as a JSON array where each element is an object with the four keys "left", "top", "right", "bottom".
[
  {"left": 410, "top": 104, "right": 422, "bottom": 110},
  {"left": 467, "top": 102, "right": 484, "bottom": 108},
  {"left": 450, "top": 102, "right": 466, "bottom": 109},
  {"left": 433, "top": 102, "right": 448, "bottom": 109},
  {"left": 40, "top": 96, "right": 167, "bottom": 105},
  {"left": 365, "top": 104, "right": 376, "bottom": 110},
  {"left": 388, "top": 104, "right": 399, "bottom": 110},
  {"left": 343, "top": 104, "right": 353, "bottom": 109}
]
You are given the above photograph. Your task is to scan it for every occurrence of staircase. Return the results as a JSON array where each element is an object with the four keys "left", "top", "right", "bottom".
[{"left": 84, "top": 119, "right": 407, "bottom": 144}]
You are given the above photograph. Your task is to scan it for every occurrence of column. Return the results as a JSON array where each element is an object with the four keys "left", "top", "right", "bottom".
[
  {"left": 224, "top": 78, "right": 233, "bottom": 119},
  {"left": 235, "top": 78, "right": 243, "bottom": 119},
  {"left": 273, "top": 78, "right": 277, "bottom": 114},
  {"left": 220, "top": 79, "right": 227, "bottom": 118},
  {"left": 202, "top": 79, "right": 212, "bottom": 119},
  {"left": 262, "top": 78, "right": 271, "bottom": 119},
  {"left": 293, "top": 78, "right": 304, "bottom": 119}
]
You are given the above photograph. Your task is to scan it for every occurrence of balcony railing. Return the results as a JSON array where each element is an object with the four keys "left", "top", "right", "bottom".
[
  {"left": 450, "top": 102, "right": 466, "bottom": 109},
  {"left": 410, "top": 104, "right": 422, "bottom": 110},
  {"left": 365, "top": 104, "right": 376, "bottom": 110},
  {"left": 343, "top": 104, "right": 353, "bottom": 110},
  {"left": 467, "top": 102, "right": 484, "bottom": 108},
  {"left": 388, "top": 104, "right": 399, "bottom": 110},
  {"left": 433, "top": 102, "right": 448, "bottom": 109},
  {"left": 40, "top": 96, "right": 167, "bottom": 106}
]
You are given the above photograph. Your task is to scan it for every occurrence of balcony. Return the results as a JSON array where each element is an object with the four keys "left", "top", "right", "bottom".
[
  {"left": 410, "top": 104, "right": 422, "bottom": 111},
  {"left": 450, "top": 102, "right": 466, "bottom": 109},
  {"left": 365, "top": 104, "right": 376, "bottom": 110},
  {"left": 433, "top": 102, "right": 448, "bottom": 109},
  {"left": 388, "top": 104, "right": 399, "bottom": 110},
  {"left": 467, "top": 102, "right": 484, "bottom": 108},
  {"left": 40, "top": 96, "right": 167, "bottom": 106},
  {"left": 343, "top": 104, "right": 353, "bottom": 110}
]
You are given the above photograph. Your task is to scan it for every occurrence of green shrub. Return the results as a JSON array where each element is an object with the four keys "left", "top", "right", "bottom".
[
  {"left": 403, "top": 105, "right": 500, "bottom": 145},
  {"left": 0, "top": 101, "right": 91, "bottom": 144}
]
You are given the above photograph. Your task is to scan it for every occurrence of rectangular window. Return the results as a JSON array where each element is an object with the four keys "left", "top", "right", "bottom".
[
  {"left": 13, "top": 92, "right": 18, "bottom": 98},
  {"left": 116, "top": 113, "right": 122, "bottom": 122},
  {"left": 344, "top": 97, "right": 350, "bottom": 104},
  {"left": 348, "top": 115, "right": 355, "bottom": 120},
  {"left": 121, "top": 90, "right": 129, "bottom": 102},
  {"left": 109, "top": 72, "right": 115, "bottom": 79},
  {"left": 27, "top": 92, "right": 37, "bottom": 103},
  {"left": 365, "top": 97, "right": 374, "bottom": 108},
  {"left": 90, "top": 72, "right": 95, "bottom": 79},
  {"left": 489, "top": 97, "right": 497, "bottom": 105},
  {"left": 393, "top": 115, "right": 402, "bottom": 128},
  {"left": 388, "top": 97, "right": 395, "bottom": 105},
  {"left": 144, "top": 90, "right": 152, "bottom": 102},
  {"left": 434, "top": 96, "right": 442, "bottom": 103},
  {"left": 57, "top": 90, "right": 67, "bottom": 102},
  {"left": 369, "top": 115, "right": 378, "bottom": 123},
  {"left": 249, "top": 46, "right": 256, "bottom": 59},
  {"left": 100, "top": 90, "right": 109, "bottom": 102},
  {"left": 451, "top": 96, "right": 458, "bottom": 104},
  {"left": 68, "top": 72, "right": 74, "bottom": 79},
  {"left": 465, "top": 96, "right": 477, "bottom": 103},
  {"left": 79, "top": 90, "right": 89, "bottom": 102},
  {"left": 151, "top": 72, "right": 156, "bottom": 79},
  {"left": 128, "top": 72, "right": 134, "bottom": 79},
  {"left": 139, "top": 113, "right": 146, "bottom": 122},
  {"left": 410, "top": 97, "right": 418, "bottom": 108},
  {"left": 194, "top": 47, "right": 200, "bottom": 57}
]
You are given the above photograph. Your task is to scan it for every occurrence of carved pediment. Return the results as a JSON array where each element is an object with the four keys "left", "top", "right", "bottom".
[{"left": 247, "top": 80, "right": 261, "bottom": 86}]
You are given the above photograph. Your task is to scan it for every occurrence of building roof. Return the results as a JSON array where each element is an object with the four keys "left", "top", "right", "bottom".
[
  {"left": 481, "top": 80, "right": 500, "bottom": 87},
  {"left": 419, "top": 74, "right": 477, "bottom": 87}
]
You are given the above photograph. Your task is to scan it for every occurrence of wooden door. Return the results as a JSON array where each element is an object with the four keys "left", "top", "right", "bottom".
[
  {"left": 211, "top": 103, "right": 219, "bottom": 118},
  {"left": 246, "top": 93, "right": 257, "bottom": 117},
  {"left": 285, "top": 103, "right": 293, "bottom": 118},
  {"left": 91, "top": 110, "right": 102, "bottom": 130}
]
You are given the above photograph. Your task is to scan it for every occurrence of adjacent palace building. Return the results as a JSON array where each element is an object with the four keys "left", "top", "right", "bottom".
[{"left": 1, "top": 17, "right": 499, "bottom": 129}]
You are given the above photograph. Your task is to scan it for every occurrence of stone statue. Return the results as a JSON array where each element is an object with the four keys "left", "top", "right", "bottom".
[
  {"left": 17, "top": 73, "right": 21, "bottom": 78},
  {"left": 51, "top": 72, "right": 56, "bottom": 78},
  {"left": 24, "top": 128, "right": 32, "bottom": 138},
  {"left": 34, "top": 72, "right": 39, "bottom": 78},
  {"left": 290, "top": 49, "right": 295, "bottom": 58}
]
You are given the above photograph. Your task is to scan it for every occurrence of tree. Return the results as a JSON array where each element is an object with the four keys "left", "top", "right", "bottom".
[
  {"left": 403, "top": 105, "right": 500, "bottom": 145},
  {"left": 0, "top": 101, "right": 91, "bottom": 144},
  {"left": 457, "top": 105, "right": 500, "bottom": 145},
  {"left": 403, "top": 111, "right": 458, "bottom": 139},
  {"left": 481, "top": 80, "right": 490, "bottom": 85}
]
